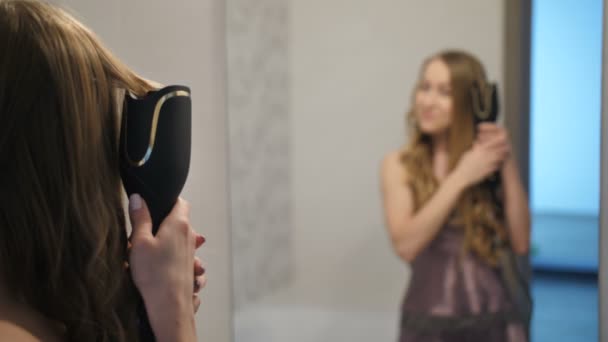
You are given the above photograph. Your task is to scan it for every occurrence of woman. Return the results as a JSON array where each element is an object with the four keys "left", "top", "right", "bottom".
[
  {"left": 380, "top": 50, "right": 531, "bottom": 341},
  {"left": 0, "top": 1, "right": 205, "bottom": 341}
]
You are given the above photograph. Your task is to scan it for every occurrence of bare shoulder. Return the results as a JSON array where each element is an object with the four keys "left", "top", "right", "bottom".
[
  {"left": 380, "top": 150, "right": 415, "bottom": 217},
  {"left": 380, "top": 150, "right": 408, "bottom": 184},
  {"left": 0, "top": 321, "right": 42, "bottom": 342},
  {"left": 0, "top": 306, "right": 63, "bottom": 342}
]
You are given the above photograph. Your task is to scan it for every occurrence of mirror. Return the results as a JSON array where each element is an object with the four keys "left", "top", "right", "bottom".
[{"left": 226, "top": 1, "right": 602, "bottom": 341}]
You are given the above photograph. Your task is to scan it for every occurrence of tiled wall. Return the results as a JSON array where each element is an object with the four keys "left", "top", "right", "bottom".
[{"left": 226, "top": 0, "right": 292, "bottom": 309}]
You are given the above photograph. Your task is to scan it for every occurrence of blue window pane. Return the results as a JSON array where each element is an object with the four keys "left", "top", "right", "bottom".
[
  {"left": 530, "top": 0, "right": 602, "bottom": 272},
  {"left": 530, "top": 0, "right": 602, "bottom": 215}
]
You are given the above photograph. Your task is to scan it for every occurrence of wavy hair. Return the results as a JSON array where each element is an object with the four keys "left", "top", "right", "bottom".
[
  {"left": 401, "top": 50, "right": 507, "bottom": 265},
  {"left": 0, "top": 1, "right": 154, "bottom": 340}
]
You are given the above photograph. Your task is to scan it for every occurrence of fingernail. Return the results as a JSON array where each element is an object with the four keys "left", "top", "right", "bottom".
[
  {"left": 129, "top": 194, "right": 142, "bottom": 211},
  {"left": 197, "top": 234, "right": 206, "bottom": 245},
  {"left": 195, "top": 264, "right": 205, "bottom": 275}
]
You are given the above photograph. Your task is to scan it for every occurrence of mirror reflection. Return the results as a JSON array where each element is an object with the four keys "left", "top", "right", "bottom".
[{"left": 227, "top": 1, "right": 601, "bottom": 341}]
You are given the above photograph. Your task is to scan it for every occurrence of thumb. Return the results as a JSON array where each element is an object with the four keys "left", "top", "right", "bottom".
[{"left": 129, "top": 194, "right": 153, "bottom": 241}]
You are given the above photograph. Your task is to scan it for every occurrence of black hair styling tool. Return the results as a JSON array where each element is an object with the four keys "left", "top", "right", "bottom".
[
  {"left": 471, "top": 82, "right": 533, "bottom": 336},
  {"left": 471, "top": 81, "right": 503, "bottom": 199},
  {"left": 471, "top": 81, "right": 501, "bottom": 169},
  {"left": 471, "top": 81, "right": 499, "bottom": 126},
  {"left": 120, "top": 85, "right": 192, "bottom": 342}
]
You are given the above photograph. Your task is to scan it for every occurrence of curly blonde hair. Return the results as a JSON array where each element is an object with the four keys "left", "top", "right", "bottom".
[{"left": 401, "top": 50, "right": 507, "bottom": 265}]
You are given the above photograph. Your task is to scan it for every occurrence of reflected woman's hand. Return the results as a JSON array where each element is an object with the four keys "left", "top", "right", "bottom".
[{"left": 453, "top": 129, "right": 510, "bottom": 187}]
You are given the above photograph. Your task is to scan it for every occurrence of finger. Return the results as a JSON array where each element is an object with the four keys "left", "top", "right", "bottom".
[
  {"left": 489, "top": 149, "right": 509, "bottom": 165},
  {"left": 194, "top": 277, "right": 201, "bottom": 293},
  {"left": 485, "top": 163, "right": 500, "bottom": 177},
  {"left": 499, "top": 144, "right": 511, "bottom": 157},
  {"left": 194, "top": 257, "right": 205, "bottom": 276},
  {"left": 476, "top": 132, "right": 492, "bottom": 144},
  {"left": 193, "top": 294, "right": 201, "bottom": 314},
  {"left": 125, "top": 241, "right": 133, "bottom": 267},
  {"left": 477, "top": 122, "right": 499, "bottom": 133},
  {"left": 156, "top": 198, "right": 192, "bottom": 240},
  {"left": 492, "top": 162, "right": 503, "bottom": 174},
  {"left": 128, "top": 194, "right": 153, "bottom": 242},
  {"left": 493, "top": 152, "right": 508, "bottom": 167},
  {"left": 477, "top": 128, "right": 496, "bottom": 138},
  {"left": 498, "top": 144, "right": 511, "bottom": 157},
  {"left": 483, "top": 135, "right": 508, "bottom": 150},
  {"left": 194, "top": 275, "right": 207, "bottom": 293},
  {"left": 195, "top": 233, "right": 206, "bottom": 249},
  {"left": 477, "top": 125, "right": 505, "bottom": 145},
  {"left": 166, "top": 198, "right": 191, "bottom": 222}
]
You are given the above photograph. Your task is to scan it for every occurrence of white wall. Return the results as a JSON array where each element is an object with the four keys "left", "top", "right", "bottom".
[
  {"left": 51, "top": 1, "right": 232, "bottom": 341},
  {"left": 290, "top": 0, "right": 505, "bottom": 289}
]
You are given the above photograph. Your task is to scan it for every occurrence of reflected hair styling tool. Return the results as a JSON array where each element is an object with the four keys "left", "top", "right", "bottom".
[
  {"left": 471, "top": 81, "right": 501, "bottom": 186},
  {"left": 471, "top": 81, "right": 499, "bottom": 125}
]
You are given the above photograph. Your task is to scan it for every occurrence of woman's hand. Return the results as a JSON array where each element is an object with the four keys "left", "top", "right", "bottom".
[
  {"left": 128, "top": 195, "right": 201, "bottom": 342},
  {"left": 126, "top": 235, "right": 206, "bottom": 313},
  {"left": 476, "top": 122, "right": 513, "bottom": 173},
  {"left": 476, "top": 123, "right": 531, "bottom": 254},
  {"left": 193, "top": 245, "right": 207, "bottom": 313},
  {"left": 452, "top": 123, "right": 511, "bottom": 188},
  {"left": 476, "top": 123, "right": 511, "bottom": 152}
]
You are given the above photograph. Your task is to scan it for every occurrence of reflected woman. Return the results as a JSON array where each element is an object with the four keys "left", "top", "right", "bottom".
[{"left": 380, "top": 50, "right": 531, "bottom": 341}]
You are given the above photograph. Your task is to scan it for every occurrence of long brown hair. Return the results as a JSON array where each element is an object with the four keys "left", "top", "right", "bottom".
[
  {"left": 0, "top": 1, "right": 154, "bottom": 341},
  {"left": 401, "top": 50, "right": 507, "bottom": 265}
]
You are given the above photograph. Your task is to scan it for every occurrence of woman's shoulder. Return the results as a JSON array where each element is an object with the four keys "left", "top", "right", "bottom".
[
  {"left": 0, "top": 321, "right": 43, "bottom": 342},
  {"left": 380, "top": 149, "right": 409, "bottom": 183},
  {"left": 0, "top": 306, "right": 63, "bottom": 342},
  {"left": 382, "top": 149, "right": 408, "bottom": 168}
]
